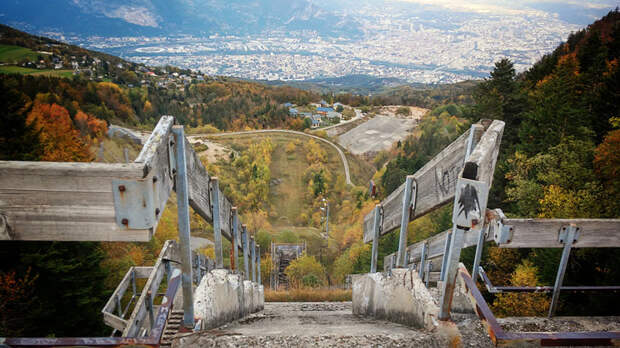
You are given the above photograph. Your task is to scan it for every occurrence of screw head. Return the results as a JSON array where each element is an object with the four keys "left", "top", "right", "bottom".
[
  {"left": 172, "top": 168, "right": 177, "bottom": 174},
  {"left": 155, "top": 208, "right": 160, "bottom": 216},
  {"left": 118, "top": 185, "right": 126, "bottom": 192},
  {"left": 153, "top": 176, "right": 158, "bottom": 183},
  {"left": 121, "top": 218, "right": 129, "bottom": 225}
]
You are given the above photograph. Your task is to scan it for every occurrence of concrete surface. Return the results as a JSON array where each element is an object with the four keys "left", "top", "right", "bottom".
[
  {"left": 352, "top": 268, "right": 461, "bottom": 344},
  {"left": 193, "top": 269, "right": 264, "bottom": 330},
  {"left": 172, "top": 302, "right": 455, "bottom": 347},
  {"left": 337, "top": 115, "right": 417, "bottom": 155}
]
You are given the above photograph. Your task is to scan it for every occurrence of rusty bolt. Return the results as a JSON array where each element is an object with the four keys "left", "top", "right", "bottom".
[
  {"left": 118, "top": 185, "right": 126, "bottom": 192},
  {"left": 170, "top": 140, "right": 175, "bottom": 146},
  {"left": 153, "top": 176, "right": 158, "bottom": 183},
  {"left": 155, "top": 208, "right": 160, "bottom": 216},
  {"left": 471, "top": 219, "right": 479, "bottom": 226},
  {"left": 121, "top": 218, "right": 129, "bottom": 225}
]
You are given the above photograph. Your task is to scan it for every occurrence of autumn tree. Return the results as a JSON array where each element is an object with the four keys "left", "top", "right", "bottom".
[{"left": 26, "top": 103, "right": 93, "bottom": 162}]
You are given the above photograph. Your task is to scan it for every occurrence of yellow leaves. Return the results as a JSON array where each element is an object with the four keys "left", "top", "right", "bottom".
[
  {"left": 492, "top": 260, "right": 550, "bottom": 317},
  {"left": 285, "top": 254, "right": 326, "bottom": 288},
  {"left": 285, "top": 141, "right": 297, "bottom": 154},
  {"left": 304, "top": 139, "right": 327, "bottom": 164}
]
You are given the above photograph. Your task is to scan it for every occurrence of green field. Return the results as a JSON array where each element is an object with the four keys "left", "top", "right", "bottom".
[
  {"left": 0, "top": 65, "right": 74, "bottom": 78},
  {"left": 0, "top": 44, "right": 40, "bottom": 63}
]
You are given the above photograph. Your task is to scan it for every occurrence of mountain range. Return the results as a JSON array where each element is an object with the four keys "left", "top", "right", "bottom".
[{"left": 0, "top": 0, "right": 362, "bottom": 38}]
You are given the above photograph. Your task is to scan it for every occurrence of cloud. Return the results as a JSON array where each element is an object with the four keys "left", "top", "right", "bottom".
[{"left": 391, "top": 0, "right": 617, "bottom": 16}]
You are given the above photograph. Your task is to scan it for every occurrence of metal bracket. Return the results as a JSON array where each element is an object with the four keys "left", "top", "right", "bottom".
[
  {"left": 410, "top": 179, "right": 418, "bottom": 212},
  {"left": 0, "top": 213, "right": 11, "bottom": 240},
  {"left": 112, "top": 179, "right": 158, "bottom": 230},
  {"left": 452, "top": 178, "right": 489, "bottom": 229},
  {"left": 558, "top": 225, "right": 580, "bottom": 244},
  {"left": 490, "top": 209, "right": 513, "bottom": 245},
  {"left": 168, "top": 138, "right": 177, "bottom": 179}
]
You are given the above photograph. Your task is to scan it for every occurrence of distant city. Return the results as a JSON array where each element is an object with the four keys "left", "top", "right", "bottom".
[{"left": 8, "top": 0, "right": 613, "bottom": 83}]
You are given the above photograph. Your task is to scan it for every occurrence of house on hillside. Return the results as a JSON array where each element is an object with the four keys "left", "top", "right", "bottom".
[
  {"left": 311, "top": 115, "right": 321, "bottom": 128},
  {"left": 320, "top": 99, "right": 329, "bottom": 106},
  {"left": 283, "top": 102, "right": 294, "bottom": 108},
  {"left": 326, "top": 111, "right": 341, "bottom": 120},
  {"left": 289, "top": 107, "right": 299, "bottom": 116},
  {"left": 316, "top": 107, "right": 334, "bottom": 115}
]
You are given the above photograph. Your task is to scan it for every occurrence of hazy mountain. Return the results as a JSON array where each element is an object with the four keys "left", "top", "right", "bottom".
[{"left": 0, "top": 0, "right": 362, "bottom": 37}]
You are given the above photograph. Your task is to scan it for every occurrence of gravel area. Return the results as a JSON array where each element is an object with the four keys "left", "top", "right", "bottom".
[{"left": 337, "top": 116, "right": 417, "bottom": 155}]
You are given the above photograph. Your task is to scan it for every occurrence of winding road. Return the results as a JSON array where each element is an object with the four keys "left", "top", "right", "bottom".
[{"left": 190, "top": 129, "right": 353, "bottom": 186}]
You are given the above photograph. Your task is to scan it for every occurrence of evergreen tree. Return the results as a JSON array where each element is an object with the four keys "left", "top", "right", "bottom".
[{"left": 0, "top": 80, "right": 42, "bottom": 160}]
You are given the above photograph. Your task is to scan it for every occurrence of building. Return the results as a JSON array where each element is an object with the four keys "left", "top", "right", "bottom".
[
  {"left": 316, "top": 107, "right": 334, "bottom": 115},
  {"left": 289, "top": 107, "right": 299, "bottom": 116}
]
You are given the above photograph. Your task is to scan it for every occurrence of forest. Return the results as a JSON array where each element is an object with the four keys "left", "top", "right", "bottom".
[
  {"left": 1, "top": 9, "right": 619, "bottom": 336},
  {"left": 376, "top": 9, "right": 620, "bottom": 316}
]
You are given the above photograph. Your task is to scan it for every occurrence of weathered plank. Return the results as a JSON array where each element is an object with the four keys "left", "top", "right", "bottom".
[
  {"left": 364, "top": 124, "right": 484, "bottom": 243},
  {"left": 462, "top": 120, "right": 504, "bottom": 185},
  {"left": 496, "top": 218, "right": 620, "bottom": 248},
  {"left": 0, "top": 162, "right": 147, "bottom": 241}
]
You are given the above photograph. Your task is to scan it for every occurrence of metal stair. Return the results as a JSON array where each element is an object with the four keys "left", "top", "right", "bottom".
[{"left": 160, "top": 309, "right": 184, "bottom": 347}]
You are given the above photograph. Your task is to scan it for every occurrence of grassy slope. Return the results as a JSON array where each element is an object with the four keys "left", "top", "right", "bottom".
[
  {"left": 0, "top": 44, "right": 39, "bottom": 63},
  {"left": 0, "top": 65, "right": 73, "bottom": 77}
]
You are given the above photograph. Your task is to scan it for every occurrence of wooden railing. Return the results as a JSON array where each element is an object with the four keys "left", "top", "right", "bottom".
[{"left": 0, "top": 115, "right": 263, "bottom": 342}]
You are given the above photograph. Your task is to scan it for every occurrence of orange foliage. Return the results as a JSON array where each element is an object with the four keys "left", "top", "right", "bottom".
[
  {"left": 0, "top": 268, "right": 38, "bottom": 336},
  {"left": 26, "top": 103, "right": 93, "bottom": 162},
  {"left": 75, "top": 110, "right": 108, "bottom": 140}
]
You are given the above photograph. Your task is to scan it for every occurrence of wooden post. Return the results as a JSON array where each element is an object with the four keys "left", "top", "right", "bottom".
[
  {"left": 370, "top": 205, "right": 382, "bottom": 273},
  {"left": 211, "top": 177, "right": 224, "bottom": 269},
  {"left": 123, "top": 147, "right": 129, "bottom": 163},
  {"left": 172, "top": 126, "right": 194, "bottom": 329},
  {"left": 397, "top": 176, "right": 415, "bottom": 267}
]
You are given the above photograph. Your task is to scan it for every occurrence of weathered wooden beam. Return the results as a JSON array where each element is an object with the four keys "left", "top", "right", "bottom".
[
  {"left": 0, "top": 161, "right": 147, "bottom": 241},
  {"left": 363, "top": 124, "right": 485, "bottom": 243},
  {"left": 490, "top": 215, "right": 620, "bottom": 248}
]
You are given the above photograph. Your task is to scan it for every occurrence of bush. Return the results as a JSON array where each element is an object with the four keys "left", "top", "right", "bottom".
[
  {"left": 302, "top": 274, "right": 321, "bottom": 288},
  {"left": 284, "top": 254, "right": 326, "bottom": 288},
  {"left": 396, "top": 106, "right": 411, "bottom": 116}
]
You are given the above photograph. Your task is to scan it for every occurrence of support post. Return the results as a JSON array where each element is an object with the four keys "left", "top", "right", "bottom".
[
  {"left": 439, "top": 227, "right": 454, "bottom": 281},
  {"left": 210, "top": 177, "right": 224, "bottom": 269},
  {"left": 123, "top": 147, "right": 129, "bottom": 163},
  {"left": 257, "top": 244, "right": 261, "bottom": 285},
  {"left": 418, "top": 241, "right": 428, "bottom": 279},
  {"left": 425, "top": 261, "right": 432, "bottom": 287},
  {"left": 172, "top": 126, "right": 194, "bottom": 329},
  {"left": 370, "top": 205, "right": 382, "bottom": 273},
  {"left": 146, "top": 291, "right": 154, "bottom": 330},
  {"left": 397, "top": 176, "right": 416, "bottom": 267},
  {"left": 250, "top": 236, "right": 256, "bottom": 282},
  {"left": 438, "top": 227, "right": 465, "bottom": 320},
  {"left": 242, "top": 225, "right": 249, "bottom": 280},
  {"left": 549, "top": 224, "right": 578, "bottom": 317},
  {"left": 471, "top": 224, "right": 488, "bottom": 283},
  {"left": 232, "top": 207, "right": 239, "bottom": 273},
  {"left": 115, "top": 294, "right": 122, "bottom": 316}
]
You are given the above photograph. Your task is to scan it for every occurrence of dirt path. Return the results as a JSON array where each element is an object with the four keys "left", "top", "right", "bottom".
[{"left": 172, "top": 302, "right": 449, "bottom": 347}]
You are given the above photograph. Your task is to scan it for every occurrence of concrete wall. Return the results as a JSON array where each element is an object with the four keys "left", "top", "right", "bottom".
[
  {"left": 352, "top": 268, "right": 461, "bottom": 345},
  {"left": 193, "top": 269, "right": 264, "bottom": 330}
]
